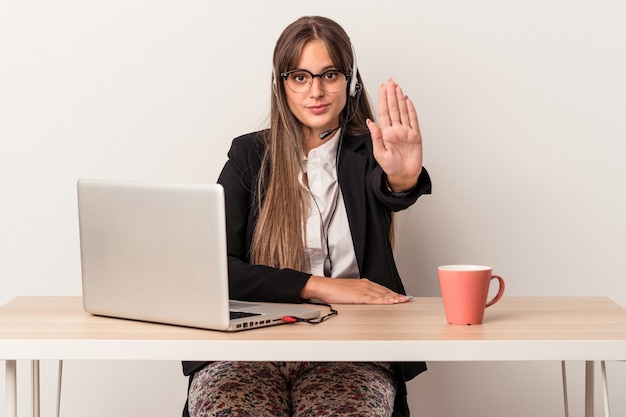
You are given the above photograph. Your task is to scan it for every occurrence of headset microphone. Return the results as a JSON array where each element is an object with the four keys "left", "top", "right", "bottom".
[{"left": 319, "top": 126, "right": 340, "bottom": 140}]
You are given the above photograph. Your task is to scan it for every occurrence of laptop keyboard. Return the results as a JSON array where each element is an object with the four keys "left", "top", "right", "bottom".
[{"left": 230, "top": 311, "right": 262, "bottom": 320}]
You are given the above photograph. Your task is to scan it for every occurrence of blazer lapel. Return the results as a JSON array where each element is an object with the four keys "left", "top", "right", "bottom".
[{"left": 337, "top": 135, "right": 367, "bottom": 273}]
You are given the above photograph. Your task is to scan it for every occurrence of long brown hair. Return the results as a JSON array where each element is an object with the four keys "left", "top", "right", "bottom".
[{"left": 250, "top": 16, "right": 375, "bottom": 269}]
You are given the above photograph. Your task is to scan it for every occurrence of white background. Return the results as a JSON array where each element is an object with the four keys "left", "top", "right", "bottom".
[{"left": 2, "top": 0, "right": 625, "bottom": 416}]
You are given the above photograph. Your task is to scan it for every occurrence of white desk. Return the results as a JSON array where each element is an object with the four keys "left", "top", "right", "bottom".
[{"left": 2, "top": 296, "right": 626, "bottom": 416}]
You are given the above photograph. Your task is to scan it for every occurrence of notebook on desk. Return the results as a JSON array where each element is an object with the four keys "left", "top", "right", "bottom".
[{"left": 77, "top": 179, "right": 320, "bottom": 331}]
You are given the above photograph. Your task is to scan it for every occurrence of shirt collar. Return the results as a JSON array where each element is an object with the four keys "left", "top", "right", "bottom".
[{"left": 303, "top": 128, "right": 341, "bottom": 170}]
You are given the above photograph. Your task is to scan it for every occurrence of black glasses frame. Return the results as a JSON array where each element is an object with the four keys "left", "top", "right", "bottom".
[{"left": 280, "top": 68, "right": 352, "bottom": 92}]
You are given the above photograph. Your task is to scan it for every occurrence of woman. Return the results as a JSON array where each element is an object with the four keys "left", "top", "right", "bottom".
[{"left": 183, "top": 15, "right": 431, "bottom": 417}]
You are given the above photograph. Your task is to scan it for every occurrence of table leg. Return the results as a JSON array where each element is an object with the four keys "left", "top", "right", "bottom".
[
  {"left": 561, "top": 361, "right": 569, "bottom": 417},
  {"left": 6, "top": 360, "right": 17, "bottom": 417},
  {"left": 56, "top": 360, "right": 63, "bottom": 417},
  {"left": 586, "top": 361, "right": 595, "bottom": 417},
  {"left": 32, "top": 360, "right": 40, "bottom": 417},
  {"left": 600, "top": 361, "right": 610, "bottom": 417}
]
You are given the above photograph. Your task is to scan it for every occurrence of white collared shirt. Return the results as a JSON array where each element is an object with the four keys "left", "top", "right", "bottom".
[{"left": 301, "top": 130, "right": 359, "bottom": 278}]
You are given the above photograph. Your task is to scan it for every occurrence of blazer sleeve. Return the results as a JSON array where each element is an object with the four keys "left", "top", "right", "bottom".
[
  {"left": 374, "top": 166, "right": 432, "bottom": 211},
  {"left": 217, "top": 133, "right": 312, "bottom": 303}
]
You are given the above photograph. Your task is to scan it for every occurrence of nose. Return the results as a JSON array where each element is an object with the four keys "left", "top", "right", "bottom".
[{"left": 309, "top": 76, "right": 324, "bottom": 97}]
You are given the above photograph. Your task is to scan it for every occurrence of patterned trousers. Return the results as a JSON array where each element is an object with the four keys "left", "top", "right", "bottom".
[{"left": 187, "top": 361, "right": 396, "bottom": 417}]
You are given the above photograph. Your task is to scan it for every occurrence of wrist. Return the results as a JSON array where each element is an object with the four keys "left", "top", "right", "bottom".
[
  {"left": 385, "top": 175, "right": 418, "bottom": 195},
  {"left": 300, "top": 275, "right": 325, "bottom": 300}
]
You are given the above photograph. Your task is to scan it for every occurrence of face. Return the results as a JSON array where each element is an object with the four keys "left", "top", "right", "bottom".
[{"left": 284, "top": 40, "right": 347, "bottom": 145}]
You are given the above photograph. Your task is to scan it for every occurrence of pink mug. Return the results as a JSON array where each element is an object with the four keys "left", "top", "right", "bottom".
[{"left": 438, "top": 265, "right": 505, "bottom": 325}]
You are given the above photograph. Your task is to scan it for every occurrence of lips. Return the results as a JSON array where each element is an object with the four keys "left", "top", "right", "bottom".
[{"left": 308, "top": 104, "right": 329, "bottom": 115}]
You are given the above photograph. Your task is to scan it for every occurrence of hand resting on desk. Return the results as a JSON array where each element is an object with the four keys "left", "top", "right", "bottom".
[{"left": 300, "top": 275, "right": 411, "bottom": 305}]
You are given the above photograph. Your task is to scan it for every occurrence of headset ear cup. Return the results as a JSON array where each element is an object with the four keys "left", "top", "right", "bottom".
[{"left": 349, "top": 74, "right": 358, "bottom": 97}]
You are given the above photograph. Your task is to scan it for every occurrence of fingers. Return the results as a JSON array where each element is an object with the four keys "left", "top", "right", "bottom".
[
  {"left": 367, "top": 288, "right": 411, "bottom": 305},
  {"left": 378, "top": 78, "right": 414, "bottom": 129},
  {"left": 377, "top": 81, "right": 391, "bottom": 129},
  {"left": 406, "top": 95, "right": 420, "bottom": 132},
  {"left": 386, "top": 80, "right": 401, "bottom": 126},
  {"left": 395, "top": 85, "right": 411, "bottom": 127},
  {"left": 351, "top": 284, "right": 411, "bottom": 305}
]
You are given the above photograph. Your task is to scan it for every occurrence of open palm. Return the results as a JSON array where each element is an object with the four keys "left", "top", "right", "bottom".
[{"left": 366, "top": 78, "right": 423, "bottom": 192}]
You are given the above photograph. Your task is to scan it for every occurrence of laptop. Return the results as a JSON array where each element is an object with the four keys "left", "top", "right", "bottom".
[{"left": 77, "top": 179, "right": 321, "bottom": 331}]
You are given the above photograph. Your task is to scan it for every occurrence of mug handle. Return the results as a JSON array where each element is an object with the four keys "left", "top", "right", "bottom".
[{"left": 485, "top": 275, "right": 505, "bottom": 308}]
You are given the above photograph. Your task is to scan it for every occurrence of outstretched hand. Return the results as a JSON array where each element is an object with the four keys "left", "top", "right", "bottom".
[{"left": 366, "top": 78, "right": 423, "bottom": 192}]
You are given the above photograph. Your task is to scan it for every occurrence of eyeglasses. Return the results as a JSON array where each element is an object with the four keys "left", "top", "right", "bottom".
[{"left": 280, "top": 69, "right": 351, "bottom": 93}]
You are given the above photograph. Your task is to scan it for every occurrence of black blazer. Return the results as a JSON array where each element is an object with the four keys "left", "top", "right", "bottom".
[{"left": 182, "top": 130, "right": 432, "bottom": 417}]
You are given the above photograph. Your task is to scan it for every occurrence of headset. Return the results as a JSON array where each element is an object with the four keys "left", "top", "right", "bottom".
[
  {"left": 272, "top": 43, "right": 360, "bottom": 98},
  {"left": 347, "top": 44, "right": 360, "bottom": 97}
]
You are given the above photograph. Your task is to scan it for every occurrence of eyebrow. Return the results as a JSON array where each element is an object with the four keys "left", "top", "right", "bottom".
[{"left": 291, "top": 65, "right": 339, "bottom": 73}]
